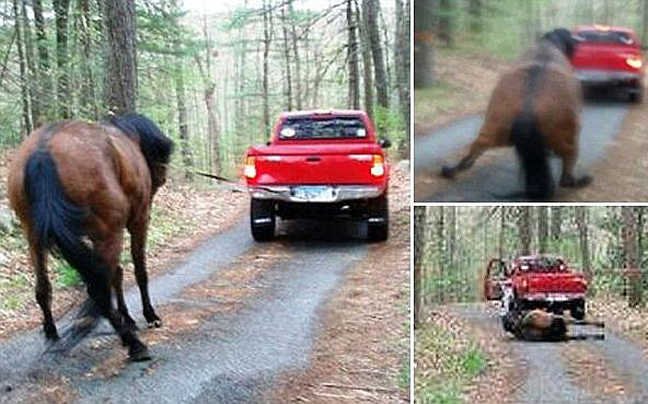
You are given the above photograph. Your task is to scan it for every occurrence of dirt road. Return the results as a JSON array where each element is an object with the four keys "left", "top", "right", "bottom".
[
  {"left": 450, "top": 303, "right": 648, "bottom": 404},
  {"left": 0, "top": 218, "right": 400, "bottom": 404},
  {"left": 414, "top": 99, "right": 629, "bottom": 202}
]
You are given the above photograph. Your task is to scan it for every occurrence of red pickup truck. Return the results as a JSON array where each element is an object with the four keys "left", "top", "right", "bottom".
[
  {"left": 243, "top": 110, "right": 390, "bottom": 242},
  {"left": 505, "top": 255, "right": 588, "bottom": 320},
  {"left": 572, "top": 25, "right": 644, "bottom": 102}
]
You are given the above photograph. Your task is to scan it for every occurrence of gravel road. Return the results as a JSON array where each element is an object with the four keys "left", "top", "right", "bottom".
[
  {"left": 0, "top": 220, "right": 369, "bottom": 404},
  {"left": 414, "top": 100, "right": 629, "bottom": 202}
]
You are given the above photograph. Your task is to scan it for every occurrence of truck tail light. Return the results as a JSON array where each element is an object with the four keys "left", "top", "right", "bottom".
[
  {"left": 244, "top": 156, "right": 257, "bottom": 178},
  {"left": 521, "top": 279, "right": 528, "bottom": 291},
  {"left": 370, "top": 154, "right": 385, "bottom": 177},
  {"left": 626, "top": 56, "right": 643, "bottom": 69}
]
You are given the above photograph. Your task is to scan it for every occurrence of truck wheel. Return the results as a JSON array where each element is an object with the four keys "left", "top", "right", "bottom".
[
  {"left": 250, "top": 199, "right": 276, "bottom": 241},
  {"left": 571, "top": 301, "right": 586, "bottom": 321},
  {"left": 629, "top": 85, "right": 643, "bottom": 103},
  {"left": 367, "top": 194, "right": 388, "bottom": 242}
]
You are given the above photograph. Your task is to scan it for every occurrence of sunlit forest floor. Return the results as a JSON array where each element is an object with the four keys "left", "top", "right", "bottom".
[{"left": 0, "top": 151, "right": 249, "bottom": 340}]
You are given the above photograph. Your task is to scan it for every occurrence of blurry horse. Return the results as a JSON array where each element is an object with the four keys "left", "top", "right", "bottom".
[
  {"left": 7, "top": 114, "right": 174, "bottom": 361},
  {"left": 441, "top": 28, "right": 591, "bottom": 200}
]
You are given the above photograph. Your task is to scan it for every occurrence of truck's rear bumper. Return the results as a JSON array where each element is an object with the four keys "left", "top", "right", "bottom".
[
  {"left": 523, "top": 293, "right": 585, "bottom": 303},
  {"left": 249, "top": 185, "right": 385, "bottom": 203},
  {"left": 574, "top": 69, "right": 642, "bottom": 89}
]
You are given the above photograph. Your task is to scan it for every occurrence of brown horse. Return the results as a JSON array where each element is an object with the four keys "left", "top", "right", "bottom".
[
  {"left": 7, "top": 114, "right": 174, "bottom": 361},
  {"left": 441, "top": 28, "right": 591, "bottom": 200}
]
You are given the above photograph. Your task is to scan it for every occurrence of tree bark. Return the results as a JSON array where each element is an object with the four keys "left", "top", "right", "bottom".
[
  {"left": 13, "top": 0, "right": 33, "bottom": 134},
  {"left": 575, "top": 207, "right": 591, "bottom": 280},
  {"left": 32, "top": 0, "right": 50, "bottom": 120},
  {"left": 262, "top": 0, "right": 272, "bottom": 137},
  {"left": 280, "top": 6, "right": 293, "bottom": 110},
  {"left": 414, "top": 207, "right": 425, "bottom": 329},
  {"left": 347, "top": 0, "right": 360, "bottom": 109},
  {"left": 54, "top": 0, "right": 71, "bottom": 118},
  {"left": 288, "top": 0, "right": 302, "bottom": 110},
  {"left": 394, "top": 0, "right": 410, "bottom": 157},
  {"left": 414, "top": 0, "right": 434, "bottom": 88},
  {"left": 518, "top": 207, "right": 531, "bottom": 255},
  {"left": 175, "top": 57, "right": 193, "bottom": 179},
  {"left": 104, "top": 0, "right": 137, "bottom": 115},
  {"left": 623, "top": 207, "right": 642, "bottom": 307},
  {"left": 79, "top": 0, "right": 98, "bottom": 118},
  {"left": 363, "top": 0, "right": 388, "bottom": 108},
  {"left": 551, "top": 206, "right": 562, "bottom": 240},
  {"left": 537, "top": 207, "right": 548, "bottom": 253},
  {"left": 437, "top": 207, "right": 445, "bottom": 303},
  {"left": 359, "top": 0, "right": 374, "bottom": 118}
]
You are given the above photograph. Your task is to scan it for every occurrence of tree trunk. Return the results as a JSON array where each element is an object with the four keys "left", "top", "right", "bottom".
[
  {"left": 518, "top": 207, "right": 531, "bottom": 255},
  {"left": 575, "top": 207, "right": 591, "bottom": 280},
  {"left": 414, "top": 207, "right": 425, "bottom": 329},
  {"left": 537, "top": 207, "right": 548, "bottom": 253},
  {"left": 359, "top": 0, "right": 374, "bottom": 118},
  {"left": 623, "top": 207, "right": 642, "bottom": 307},
  {"left": 499, "top": 207, "right": 506, "bottom": 260},
  {"left": 13, "top": 0, "right": 33, "bottom": 134},
  {"left": 280, "top": 6, "right": 293, "bottom": 110},
  {"left": 104, "top": 0, "right": 137, "bottom": 115},
  {"left": 448, "top": 206, "right": 456, "bottom": 269},
  {"left": 288, "top": 1, "right": 302, "bottom": 110},
  {"left": 175, "top": 57, "right": 193, "bottom": 179},
  {"left": 363, "top": 0, "right": 388, "bottom": 108},
  {"left": 551, "top": 207, "right": 562, "bottom": 240},
  {"left": 437, "top": 207, "right": 445, "bottom": 303},
  {"left": 79, "top": 0, "right": 98, "bottom": 119},
  {"left": 414, "top": 0, "right": 434, "bottom": 88},
  {"left": 394, "top": 0, "right": 410, "bottom": 157},
  {"left": 54, "top": 0, "right": 71, "bottom": 118},
  {"left": 262, "top": 0, "right": 272, "bottom": 137},
  {"left": 32, "top": 0, "right": 51, "bottom": 122},
  {"left": 347, "top": 0, "right": 360, "bottom": 109}
]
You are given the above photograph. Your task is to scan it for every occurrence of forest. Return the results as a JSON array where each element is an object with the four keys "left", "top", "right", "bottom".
[
  {"left": 0, "top": 0, "right": 410, "bottom": 179},
  {"left": 415, "top": 0, "right": 648, "bottom": 87},
  {"left": 414, "top": 206, "right": 648, "bottom": 327}
]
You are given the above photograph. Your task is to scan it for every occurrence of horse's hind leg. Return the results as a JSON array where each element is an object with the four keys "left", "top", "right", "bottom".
[
  {"left": 440, "top": 136, "right": 491, "bottom": 178},
  {"left": 557, "top": 141, "right": 592, "bottom": 188},
  {"left": 130, "top": 223, "right": 161, "bottom": 328},
  {"left": 114, "top": 265, "right": 137, "bottom": 330},
  {"left": 95, "top": 232, "right": 136, "bottom": 330},
  {"left": 29, "top": 243, "right": 58, "bottom": 340}
]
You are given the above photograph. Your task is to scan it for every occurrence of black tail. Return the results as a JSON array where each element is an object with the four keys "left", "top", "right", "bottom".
[
  {"left": 24, "top": 149, "right": 113, "bottom": 323},
  {"left": 510, "top": 114, "right": 553, "bottom": 200}
]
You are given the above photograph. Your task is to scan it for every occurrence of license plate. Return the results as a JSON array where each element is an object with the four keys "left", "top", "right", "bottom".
[{"left": 292, "top": 186, "right": 335, "bottom": 202}]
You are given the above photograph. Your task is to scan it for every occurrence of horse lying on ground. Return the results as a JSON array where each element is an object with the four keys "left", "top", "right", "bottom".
[
  {"left": 7, "top": 114, "right": 174, "bottom": 361},
  {"left": 441, "top": 28, "right": 591, "bottom": 200},
  {"left": 503, "top": 309, "right": 604, "bottom": 341}
]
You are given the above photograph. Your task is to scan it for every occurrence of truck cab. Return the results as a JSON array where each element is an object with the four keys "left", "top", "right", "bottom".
[{"left": 243, "top": 110, "right": 390, "bottom": 242}]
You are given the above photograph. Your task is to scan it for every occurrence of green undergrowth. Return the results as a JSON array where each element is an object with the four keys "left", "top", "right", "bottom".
[{"left": 415, "top": 321, "right": 486, "bottom": 404}]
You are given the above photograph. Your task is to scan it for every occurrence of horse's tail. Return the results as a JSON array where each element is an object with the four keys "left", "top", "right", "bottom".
[
  {"left": 24, "top": 149, "right": 113, "bottom": 315},
  {"left": 511, "top": 114, "right": 553, "bottom": 200}
]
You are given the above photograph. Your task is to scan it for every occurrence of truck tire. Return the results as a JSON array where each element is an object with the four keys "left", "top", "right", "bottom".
[
  {"left": 367, "top": 194, "right": 389, "bottom": 242},
  {"left": 571, "top": 301, "right": 586, "bottom": 320},
  {"left": 250, "top": 199, "right": 276, "bottom": 241}
]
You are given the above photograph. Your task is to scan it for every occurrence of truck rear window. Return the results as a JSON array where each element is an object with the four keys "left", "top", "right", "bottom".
[
  {"left": 279, "top": 117, "right": 367, "bottom": 140},
  {"left": 578, "top": 30, "right": 634, "bottom": 45},
  {"left": 517, "top": 257, "right": 566, "bottom": 272}
]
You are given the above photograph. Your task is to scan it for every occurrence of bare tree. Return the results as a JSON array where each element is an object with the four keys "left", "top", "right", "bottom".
[
  {"left": 347, "top": 0, "right": 360, "bottom": 109},
  {"left": 54, "top": 0, "right": 71, "bottom": 118},
  {"left": 622, "top": 207, "right": 642, "bottom": 307},
  {"left": 414, "top": 207, "right": 425, "bottom": 329},
  {"left": 518, "top": 207, "right": 531, "bottom": 255},
  {"left": 104, "top": 0, "right": 137, "bottom": 114},
  {"left": 575, "top": 207, "right": 591, "bottom": 280},
  {"left": 363, "top": 0, "right": 388, "bottom": 108},
  {"left": 537, "top": 207, "right": 548, "bottom": 253}
]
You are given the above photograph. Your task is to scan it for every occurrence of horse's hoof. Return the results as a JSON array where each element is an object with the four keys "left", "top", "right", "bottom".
[
  {"left": 440, "top": 166, "right": 456, "bottom": 178},
  {"left": 44, "top": 325, "right": 60, "bottom": 341},
  {"left": 560, "top": 175, "right": 592, "bottom": 188},
  {"left": 128, "top": 344, "right": 152, "bottom": 362},
  {"left": 147, "top": 319, "right": 162, "bottom": 329}
]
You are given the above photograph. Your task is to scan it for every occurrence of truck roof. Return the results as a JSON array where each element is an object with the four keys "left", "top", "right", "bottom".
[
  {"left": 576, "top": 25, "right": 636, "bottom": 34},
  {"left": 278, "top": 109, "right": 368, "bottom": 119}
]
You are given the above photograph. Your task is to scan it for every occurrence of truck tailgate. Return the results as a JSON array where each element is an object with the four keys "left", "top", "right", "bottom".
[
  {"left": 251, "top": 144, "right": 386, "bottom": 185},
  {"left": 527, "top": 273, "right": 586, "bottom": 294},
  {"left": 573, "top": 43, "right": 639, "bottom": 72}
]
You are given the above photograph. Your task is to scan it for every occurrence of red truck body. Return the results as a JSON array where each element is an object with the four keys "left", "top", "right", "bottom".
[
  {"left": 509, "top": 255, "right": 587, "bottom": 319},
  {"left": 572, "top": 25, "right": 644, "bottom": 102},
  {"left": 244, "top": 110, "right": 390, "bottom": 241}
]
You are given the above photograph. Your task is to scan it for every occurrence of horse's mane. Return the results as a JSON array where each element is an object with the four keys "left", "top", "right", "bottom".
[{"left": 107, "top": 113, "right": 175, "bottom": 169}]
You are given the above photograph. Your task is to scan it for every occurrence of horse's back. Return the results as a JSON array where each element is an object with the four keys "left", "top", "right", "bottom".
[{"left": 9, "top": 121, "right": 151, "bottom": 237}]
